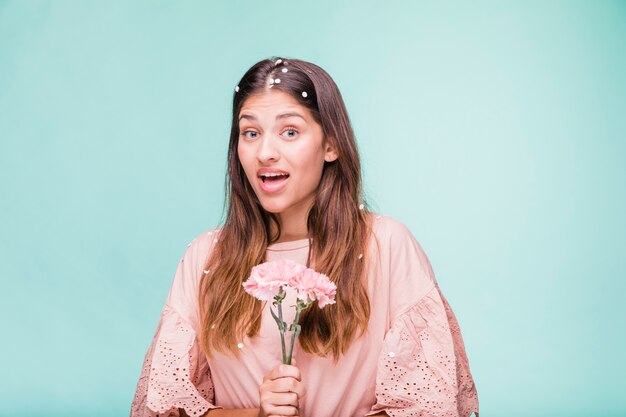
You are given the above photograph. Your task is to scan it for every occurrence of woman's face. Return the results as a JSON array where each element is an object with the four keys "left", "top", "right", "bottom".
[{"left": 237, "top": 90, "right": 338, "bottom": 221}]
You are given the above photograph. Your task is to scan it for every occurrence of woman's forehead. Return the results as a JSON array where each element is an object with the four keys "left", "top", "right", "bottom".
[{"left": 239, "top": 90, "right": 312, "bottom": 121}]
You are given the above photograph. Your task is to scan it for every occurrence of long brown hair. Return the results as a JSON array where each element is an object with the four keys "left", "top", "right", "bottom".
[{"left": 199, "top": 57, "right": 372, "bottom": 360}]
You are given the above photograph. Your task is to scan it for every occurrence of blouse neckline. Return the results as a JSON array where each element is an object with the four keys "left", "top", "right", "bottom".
[{"left": 266, "top": 237, "right": 311, "bottom": 252}]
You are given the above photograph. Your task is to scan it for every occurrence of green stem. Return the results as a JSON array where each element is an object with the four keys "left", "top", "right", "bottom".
[
  {"left": 277, "top": 302, "right": 287, "bottom": 364},
  {"left": 287, "top": 306, "right": 302, "bottom": 365}
]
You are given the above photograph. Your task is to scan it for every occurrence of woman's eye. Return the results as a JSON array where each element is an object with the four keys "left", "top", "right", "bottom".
[
  {"left": 241, "top": 130, "right": 258, "bottom": 139},
  {"left": 282, "top": 128, "right": 298, "bottom": 139}
]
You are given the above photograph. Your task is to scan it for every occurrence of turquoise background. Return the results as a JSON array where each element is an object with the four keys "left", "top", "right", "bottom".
[{"left": 1, "top": 1, "right": 625, "bottom": 416}]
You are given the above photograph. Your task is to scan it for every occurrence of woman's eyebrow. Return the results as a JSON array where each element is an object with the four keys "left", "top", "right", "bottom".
[
  {"left": 238, "top": 112, "right": 306, "bottom": 122},
  {"left": 276, "top": 112, "right": 306, "bottom": 121}
]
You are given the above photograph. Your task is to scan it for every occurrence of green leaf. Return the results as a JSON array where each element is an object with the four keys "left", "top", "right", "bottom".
[{"left": 269, "top": 306, "right": 284, "bottom": 329}]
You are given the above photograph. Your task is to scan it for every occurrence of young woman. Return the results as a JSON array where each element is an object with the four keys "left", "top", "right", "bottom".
[{"left": 130, "top": 57, "right": 479, "bottom": 417}]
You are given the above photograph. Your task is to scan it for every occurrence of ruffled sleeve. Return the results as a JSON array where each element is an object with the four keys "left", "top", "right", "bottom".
[
  {"left": 130, "top": 231, "right": 221, "bottom": 417},
  {"left": 367, "top": 216, "right": 478, "bottom": 417},
  {"left": 367, "top": 286, "right": 478, "bottom": 417}
]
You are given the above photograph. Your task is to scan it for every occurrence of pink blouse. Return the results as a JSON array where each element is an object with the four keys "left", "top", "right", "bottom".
[{"left": 130, "top": 214, "right": 478, "bottom": 417}]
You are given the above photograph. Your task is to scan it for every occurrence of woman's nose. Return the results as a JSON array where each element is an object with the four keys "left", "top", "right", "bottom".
[{"left": 256, "top": 135, "right": 280, "bottom": 163}]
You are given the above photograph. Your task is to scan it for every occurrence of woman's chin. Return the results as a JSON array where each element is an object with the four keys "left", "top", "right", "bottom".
[{"left": 257, "top": 202, "right": 284, "bottom": 214}]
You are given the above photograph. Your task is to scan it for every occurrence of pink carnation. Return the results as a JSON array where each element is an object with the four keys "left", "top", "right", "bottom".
[
  {"left": 243, "top": 259, "right": 306, "bottom": 301},
  {"left": 289, "top": 268, "right": 337, "bottom": 308},
  {"left": 242, "top": 259, "right": 337, "bottom": 365}
]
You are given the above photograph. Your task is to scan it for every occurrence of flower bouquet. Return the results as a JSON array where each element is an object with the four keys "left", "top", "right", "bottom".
[{"left": 242, "top": 259, "right": 336, "bottom": 364}]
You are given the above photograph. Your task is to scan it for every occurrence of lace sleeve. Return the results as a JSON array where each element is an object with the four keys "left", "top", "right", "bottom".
[
  {"left": 366, "top": 286, "right": 479, "bottom": 417},
  {"left": 130, "top": 304, "right": 219, "bottom": 417}
]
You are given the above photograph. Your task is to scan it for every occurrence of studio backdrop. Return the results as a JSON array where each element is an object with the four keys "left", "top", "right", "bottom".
[{"left": 1, "top": 1, "right": 625, "bottom": 416}]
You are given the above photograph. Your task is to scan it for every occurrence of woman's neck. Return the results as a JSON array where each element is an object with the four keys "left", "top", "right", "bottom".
[
  {"left": 272, "top": 207, "right": 310, "bottom": 243},
  {"left": 273, "top": 222, "right": 308, "bottom": 243}
]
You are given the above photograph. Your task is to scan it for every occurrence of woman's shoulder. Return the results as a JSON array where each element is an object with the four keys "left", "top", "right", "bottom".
[
  {"left": 181, "top": 228, "right": 222, "bottom": 269},
  {"left": 165, "top": 227, "right": 223, "bottom": 319},
  {"left": 367, "top": 212, "right": 437, "bottom": 302},
  {"left": 184, "top": 227, "right": 223, "bottom": 260},
  {"left": 368, "top": 212, "right": 432, "bottom": 269},
  {"left": 170, "top": 227, "right": 223, "bottom": 290},
  {"left": 368, "top": 212, "right": 418, "bottom": 245}
]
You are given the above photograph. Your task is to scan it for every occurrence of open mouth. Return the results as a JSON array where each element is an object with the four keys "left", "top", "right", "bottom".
[
  {"left": 259, "top": 173, "right": 290, "bottom": 183},
  {"left": 257, "top": 172, "right": 290, "bottom": 192}
]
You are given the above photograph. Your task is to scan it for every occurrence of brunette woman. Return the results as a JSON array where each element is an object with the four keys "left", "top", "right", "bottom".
[{"left": 131, "top": 57, "right": 478, "bottom": 417}]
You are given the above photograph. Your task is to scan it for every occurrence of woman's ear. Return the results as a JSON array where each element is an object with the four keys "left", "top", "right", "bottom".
[{"left": 324, "top": 140, "right": 339, "bottom": 162}]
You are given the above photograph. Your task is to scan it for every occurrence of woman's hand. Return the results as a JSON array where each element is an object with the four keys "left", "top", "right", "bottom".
[{"left": 258, "top": 360, "right": 305, "bottom": 417}]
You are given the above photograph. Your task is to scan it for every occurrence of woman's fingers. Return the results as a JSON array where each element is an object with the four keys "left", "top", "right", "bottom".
[
  {"left": 263, "top": 376, "right": 304, "bottom": 396},
  {"left": 265, "top": 405, "right": 298, "bottom": 416},
  {"left": 260, "top": 380, "right": 301, "bottom": 407},
  {"left": 263, "top": 364, "right": 301, "bottom": 382},
  {"left": 259, "top": 363, "right": 305, "bottom": 417},
  {"left": 259, "top": 391, "right": 299, "bottom": 416},
  {"left": 260, "top": 390, "right": 298, "bottom": 406}
]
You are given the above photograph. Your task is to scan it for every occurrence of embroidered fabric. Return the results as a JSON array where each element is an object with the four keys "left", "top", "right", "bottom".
[
  {"left": 367, "top": 286, "right": 479, "bottom": 417},
  {"left": 130, "top": 305, "right": 218, "bottom": 417}
]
